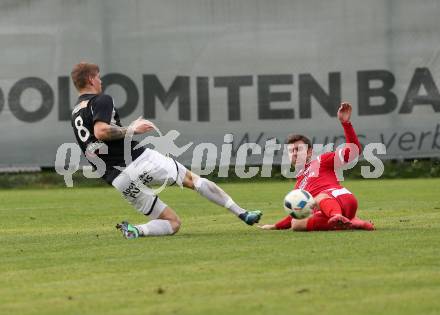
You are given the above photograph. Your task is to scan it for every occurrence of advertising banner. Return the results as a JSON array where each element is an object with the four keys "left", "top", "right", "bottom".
[{"left": 1, "top": 0, "right": 439, "bottom": 167}]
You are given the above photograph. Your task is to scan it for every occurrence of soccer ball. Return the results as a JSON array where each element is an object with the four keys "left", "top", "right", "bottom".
[{"left": 283, "top": 189, "right": 315, "bottom": 219}]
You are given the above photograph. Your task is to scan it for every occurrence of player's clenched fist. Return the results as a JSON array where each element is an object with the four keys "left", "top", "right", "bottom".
[{"left": 337, "top": 102, "right": 352, "bottom": 123}]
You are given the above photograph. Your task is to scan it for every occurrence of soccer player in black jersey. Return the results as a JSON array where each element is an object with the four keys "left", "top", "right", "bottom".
[{"left": 70, "top": 62, "right": 262, "bottom": 239}]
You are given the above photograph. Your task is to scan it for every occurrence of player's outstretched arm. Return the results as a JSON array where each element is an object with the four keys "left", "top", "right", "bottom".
[
  {"left": 257, "top": 215, "right": 293, "bottom": 230},
  {"left": 94, "top": 121, "right": 127, "bottom": 140},
  {"left": 257, "top": 224, "right": 277, "bottom": 230},
  {"left": 337, "top": 102, "right": 362, "bottom": 160},
  {"left": 94, "top": 118, "right": 155, "bottom": 141}
]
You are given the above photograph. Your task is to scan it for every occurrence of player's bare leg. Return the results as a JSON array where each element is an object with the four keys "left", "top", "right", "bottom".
[
  {"left": 291, "top": 218, "right": 308, "bottom": 231},
  {"left": 314, "top": 193, "right": 351, "bottom": 228},
  {"left": 181, "top": 170, "right": 262, "bottom": 225}
]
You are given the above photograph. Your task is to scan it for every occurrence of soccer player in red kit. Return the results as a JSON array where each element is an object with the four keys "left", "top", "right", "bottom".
[{"left": 259, "top": 102, "right": 374, "bottom": 232}]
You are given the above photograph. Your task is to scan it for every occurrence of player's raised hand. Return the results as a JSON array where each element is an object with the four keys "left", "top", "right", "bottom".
[
  {"left": 337, "top": 102, "right": 352, "bottom": 123},
  {"left": 131, "top": 117, "right": 157, "bottom": 134}
]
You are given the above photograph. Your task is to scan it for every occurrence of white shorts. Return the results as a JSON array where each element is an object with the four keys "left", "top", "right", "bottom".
[
  {"left": 112, "top": 148, "right": 187, "bottom": 219},
  {"left": 323, "top": 187, "right": 352, "bottom": 198}
]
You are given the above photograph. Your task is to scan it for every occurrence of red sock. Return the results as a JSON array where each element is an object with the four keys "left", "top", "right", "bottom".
[
  {"left": 307, "top": 213, "right": 350, "bottom": 231},
  {"left": 306, "top": 214, "right": 334, "bottom": 231},
  {"left": 319, "top": 198, "right": 342, "bottom": 218},
  {"left": 275, "top": 215, "right": 293, "bottom": 230}
]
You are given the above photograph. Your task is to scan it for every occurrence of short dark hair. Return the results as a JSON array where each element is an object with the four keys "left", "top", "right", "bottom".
[
  {"left": 286, "top": 134, "right": 312, "bottom": 147},
  {"left": 71, "top": 62, "right": 100, "bottom": 90}
]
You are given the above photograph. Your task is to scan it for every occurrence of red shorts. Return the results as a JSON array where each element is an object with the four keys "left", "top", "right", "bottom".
[{"left": 306, "top": 188, "right": 358, "bottom": 231}]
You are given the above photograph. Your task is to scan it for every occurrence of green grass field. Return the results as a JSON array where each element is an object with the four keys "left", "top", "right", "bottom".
[{"left": 1, "top": 178, "right": 440, "bottom": 315}]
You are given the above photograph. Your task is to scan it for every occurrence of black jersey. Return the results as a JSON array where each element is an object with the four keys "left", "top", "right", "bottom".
[{"left": 71, "top": 93, "right": 144, "bottom": 184}]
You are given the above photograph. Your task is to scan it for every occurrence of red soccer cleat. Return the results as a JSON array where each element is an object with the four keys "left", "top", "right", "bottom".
[{"left": 327, "top": 214, "right": 352, "bottom": 230}]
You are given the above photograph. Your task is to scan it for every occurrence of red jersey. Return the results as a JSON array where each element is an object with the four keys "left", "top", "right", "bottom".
[
  {"left": 294, "top": 152, "right": 343, "bottom": 197},
  {"left": 295, "top": 121, "right": 361, "bottom": 197}
]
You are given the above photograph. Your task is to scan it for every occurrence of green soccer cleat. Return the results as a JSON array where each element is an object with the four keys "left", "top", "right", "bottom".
[
  {"left": 115, "top": 221, "right": 140, "bottom": 239},
  {"left": 239, "top": 210, "right": 263, "bottom": 226}
]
